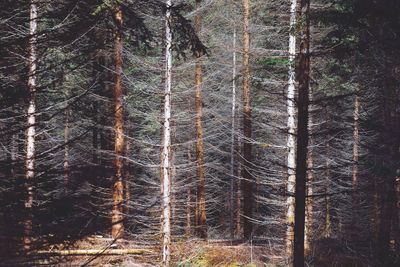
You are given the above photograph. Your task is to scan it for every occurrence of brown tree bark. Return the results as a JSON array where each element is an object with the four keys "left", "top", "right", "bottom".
[
  {"left": 241, "top": 0, "right": 254, "bottom": 240},
  {"left": 111, "top": 5, "right": 124, "bottom": 240},
  {"left": 293, "top": 0, "right": 310, "bottom": 266},
  {"left": 194, "top": 0, "right": 207, "bottom": 239}
]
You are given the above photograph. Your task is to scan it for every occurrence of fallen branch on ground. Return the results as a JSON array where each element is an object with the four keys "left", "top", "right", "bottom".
[{"left": 36, "top": 249, "right": 150, "bottom": 256}]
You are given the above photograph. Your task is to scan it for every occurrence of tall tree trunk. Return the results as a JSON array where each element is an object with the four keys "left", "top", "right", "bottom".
[
  {"left": 10, "top": 133, "right": 17, "bottom": 179},
  {"left": 235, "top": 143, "right": 242, "bottom": 236},
  {"left": 286, "top": 0, "right": 297, "bottom": 259},
  {"left": 377, "top": 69, "right": 397, "bottom": 262},
  {"left": 351, "top": 94, "right": 360, "bottom": 237},
  {"left": 170, "top": 120, "right": 177, "bottom": 227},
  {"left": 111, "top": 5, "right": 124, "bottom": 240},
  {"left": 24, "top": 0, "right": 38, "bottom": 251},
  {"left": 64, "top": 88, "right": 71, "bottom": 187},
  {"left": 395, "top": 170, "right": 400, "bottom": 255},
  {"left": 194, "top": 0, "right": 207, "bottom": 239},
  {"left": 293, "top": 0, "right": 310, "bottom": 266},
  {"left": 161, "top": 1, "right": 172, "bottom": 265},
  {"left": 241, "top": 0, "right": 253, "bottom": 240},
  {"left": 305, "top": 121, "right": 313, "bottom": 254},
  {"left": 324, "top": 112, "right": 332, "bottom": 238},
  {"left": 124, "top": 136, "right": 131, "bottom": 218},
  {"left": 230, "top": 26, "right": 237, "bottom": 241},
  {"left": 186, "top": 149, "right": 192, "bottom": 236}
]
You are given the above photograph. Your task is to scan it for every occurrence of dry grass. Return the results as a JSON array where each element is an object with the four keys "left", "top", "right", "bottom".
[{"left": 171, "top": 240, "right": 274, "bottom": 267}]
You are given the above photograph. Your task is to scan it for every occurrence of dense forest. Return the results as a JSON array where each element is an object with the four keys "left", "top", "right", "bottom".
[{"left": 0, "top": 0, "right": 399, "bottom": 266}]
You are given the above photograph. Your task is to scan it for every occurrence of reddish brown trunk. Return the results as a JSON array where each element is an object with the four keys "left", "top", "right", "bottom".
[
  {"left": 241, "top": 0, "right": 253, "bottom": 240},
  {"left": 111, "top": 5, "right": 124, "bottom": 240},
  {"left": 194, "top": 0, "right": 207, "bottom": 239}
]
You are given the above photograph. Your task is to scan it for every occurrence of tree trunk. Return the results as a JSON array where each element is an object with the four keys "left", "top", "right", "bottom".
[
  {"left": 305, "top": 122, "right": 313, "bottom": 254},
  {"left": 186, "top": 149, "right": 192, "bottom": 237},
  {"left": 235, "top": 144, "right": 242, "bottom": 236},
  {"left": 351, "top": 94, "right": 360, "bottom": 237},
  {"left": 124, "top": 137, "right": 131, "bottom": 217},
  {"left": 395, "top": 171, "right": 400, "bottom": 255},
  {"left": 194, "top": 0, "right": 207, "bottom": 239},
  {"left": 9, "top": 131, "right": 17, "bottom": 180},
  {"left": 161, "top": 1, "right": 172, "bottom": 265},
  {"left": 230, "top": 26, "right": 237, "bottom": 241},
  {"left": 286, "top": 0, "right": 297, "bottom": 259},
  {"left": 24, "top": 0, "right": 38, "bottom": 251},
  {"left": 241, "top": 0, "right": 253, "bottom": 240},
  {"left": 111, "top": 5, "right": 124, "bottom": 240},
  {"left": 377, "top": 68, "right": 397, "bottom": 262},
  {"left": 293, "top": 0, "right": 310, "bottom": 266},
  {"left": 64, "top": 88, "right": 71, "bottom": 187},
  {"left": 324, "top": 112, "right": 332, "bottom": 238}
]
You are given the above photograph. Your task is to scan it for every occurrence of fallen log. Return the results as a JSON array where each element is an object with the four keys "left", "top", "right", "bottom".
[{"left": 36, "top": 248, "right": 150, "bottom": 256}]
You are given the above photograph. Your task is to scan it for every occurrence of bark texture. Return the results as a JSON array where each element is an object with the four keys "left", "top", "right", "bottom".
[
  {"left": 293, "top": 0, "right": 310, "bottom": 266},
  {"left": 161, "top": 1, "right": 172, "bottom": 265},
  {"left": 230, "top": 26, "right": 237, "bottom": 240},
  {"left": 194, "top": 0, "right": 207, "bottom": 240},
  {"left": 111, "top": 5, "right": 124, "bottom": 240},
  {"left": 351, "top": 94, "right": 360, "bottom": 236},
  {"left": 24, "top": 0, "right": 38, "bottom": 251},
  {"left": 241, "top": 0, "right": 253, "bottom": 240},
  {"left": 286, "top": 0, "right": 297, "bottom": 258}
]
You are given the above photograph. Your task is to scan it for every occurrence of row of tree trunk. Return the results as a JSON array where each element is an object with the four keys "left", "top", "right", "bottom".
[{"left": 19, "top": 1, "right": 400, "bottom": 266}]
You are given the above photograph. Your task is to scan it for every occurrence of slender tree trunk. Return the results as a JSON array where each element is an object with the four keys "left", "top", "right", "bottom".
[
  {"left": 24, "top": 0, "right": 38, "bottom": 251},
  {"left": 324, "top": 114, "right": 332, "bottom": 238},
  {"left": 8, "top": 126, "right": 17, "bottom": 180},
  {"left": 186, "top": 149, "right": 192, "bottom": 236},
  {"left": 351, "top": 94, "right": 360, "bottom": 236},
  {"left": 170, "top": 120, "right": 177, "bottom": 227},
  {"left": 286, "top": 0, "right": 297, "bottom": 259},
  {"left": 241, "top": 0, "right": 253, "bottom": 240},
  {"left": 305, "top": 124, "right": 313, "bottom": 254},
  {"left": 293, "top": 0, "right": 310, "bottom": 266},
  {"left": 230, "top": 26, "right": 237, "bottom": 241},
  {"left": 64, "top": 88, "right": 71, "bottom": 187},
  {"left": 235, "top": 144, "right": 242, "bottom": 236},
  {"left": 373, "top": 177, "right": 380, "bottom": 241},
  {"left": 193, "top": 0, "right": 207, "bottom": 239},
  {"left": 161, "top": 1, "right": 172, "bottom": 265},
  {"left": 395, "top": 171, "right": 400, "bottom": 255},
  {"left": 111, "top": 5, "right": 124, "bottom": 240},
  {"left": 377, "top": 71, "right": 397, "bottom": 262},
  {"left": 124, "top": 137, "right": 131, "bottom": 217}
]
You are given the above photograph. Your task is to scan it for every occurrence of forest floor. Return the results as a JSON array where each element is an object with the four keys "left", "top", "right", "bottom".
[{"left": 27, "top": 236, "right": 284, "bottom": 266}]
